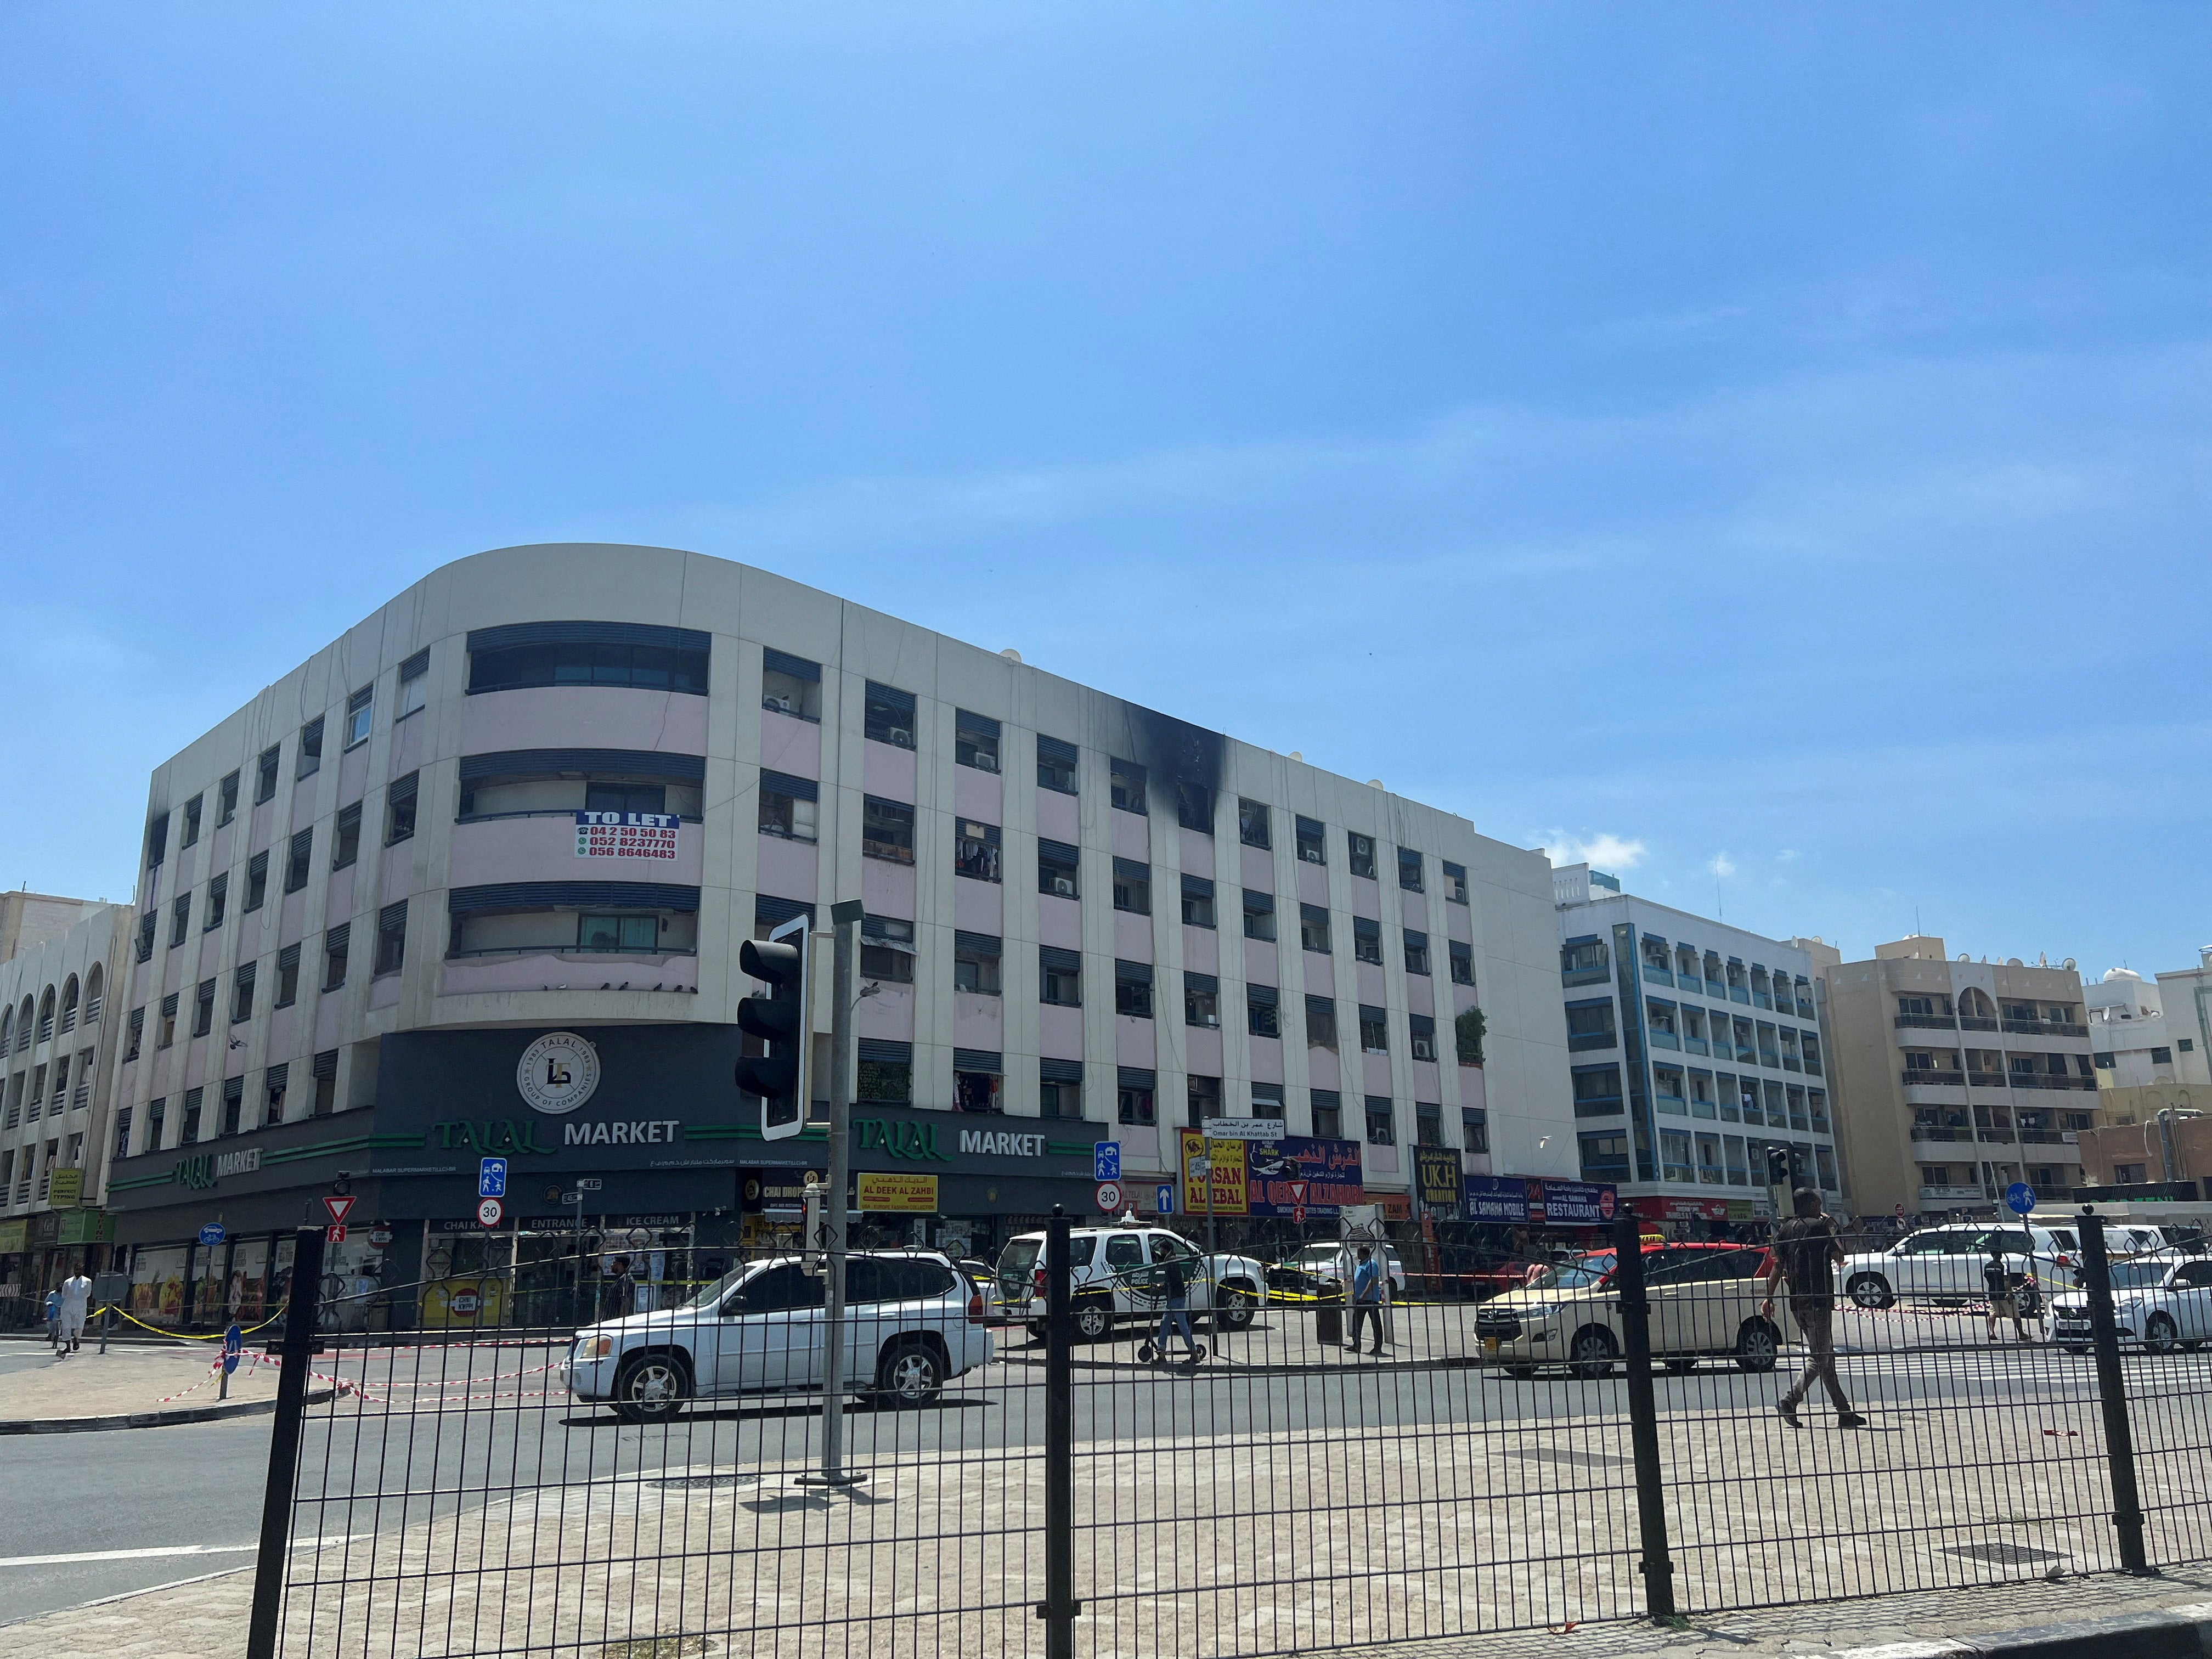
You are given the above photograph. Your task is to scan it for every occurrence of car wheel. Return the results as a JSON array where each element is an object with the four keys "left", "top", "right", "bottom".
[
  {"left": 2145, "top": 1313, "right": 2181, "bottom": 1356},
  {"left": 1074, "top": 1299, "right": 1115, "bottom": 1341},
  {"left": 1847, "top": 1273, "right": 1895, "bottom": 1310},
  {"left": 1216, "top": 1286, "right": 1257, "bottom": 1330},
  {"left": 1662, "top": 1358, "right": 1697, "bottom": 1375},
  {"left": 611, "top": 1352, "right": 690, "bottom": 1424},
  {"left": 876, "top": 1341, "right": 944, "bottom": 1406},
  {"left": 1566, "top": 1326, "right": 1619, "bottom": 1379},
  {"left": 1734, "top": 1319, "right": 1780, "bottom": 1373}
]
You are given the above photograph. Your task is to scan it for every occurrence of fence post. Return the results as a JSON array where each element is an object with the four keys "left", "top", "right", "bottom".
[
  {"left": 1038, "top": 1204, "right": 1079, "bottom": 1658},
  {"left": 2079, "top": 1210, "right": 2152, "bottom": 1574},
  {"left": 247, "top": 1225, "right": 327, "bottom": 1659},
  {"left": 1612, "top": 1205, "right": 1677, "bottom": 1620}
]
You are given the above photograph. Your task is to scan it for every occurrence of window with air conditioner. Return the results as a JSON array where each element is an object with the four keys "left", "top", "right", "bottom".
[
  {"left": 956, "top": 710, "right": 1001, "bottom": 771},
  {"left": 864, "top": 682, "right": 916, "bottom": 748},
  {"left": 1037, "top": 840, "right": 1080, "bottom": 899}
]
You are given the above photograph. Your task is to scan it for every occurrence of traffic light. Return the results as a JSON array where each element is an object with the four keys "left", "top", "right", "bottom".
[
  {"left": 735, "top": 916, "right": 810, "bottom": 1140},
  {"left": 1764, "top": 1147, "right": 1791, "bottom": 1185}
]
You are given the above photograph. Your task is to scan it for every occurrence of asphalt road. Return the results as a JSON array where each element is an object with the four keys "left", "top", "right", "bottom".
[{"left": 6, "top": 1306, "right": 2200, "bottom": 1629}]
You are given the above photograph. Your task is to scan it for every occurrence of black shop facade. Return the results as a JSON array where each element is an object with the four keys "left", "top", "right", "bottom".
[{"left": 102, "top": 1023, "right": 1108, "bottom": 1333}]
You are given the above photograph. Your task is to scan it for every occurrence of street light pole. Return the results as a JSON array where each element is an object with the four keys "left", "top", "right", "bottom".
[{"left": 810, "top": 898, "right": 866, "bottom": 1489}]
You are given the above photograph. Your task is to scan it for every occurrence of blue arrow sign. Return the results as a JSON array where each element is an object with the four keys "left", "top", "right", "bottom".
[
  {"left": 2006, "top": 1181, "right": 2036, "bottom": 1216},
  {"left": 222, "top": 1324, "right": 244, "bottom": 1375},
  {"left": 1155, "top": 1183, "right": 1175, "bottom": 1216},
  {"left": 479, "top": 1157, "right": 509, "bottom": 1199},
  {"left": 1093, "top": 1141, "right": 1121, "bottom": 1182}
]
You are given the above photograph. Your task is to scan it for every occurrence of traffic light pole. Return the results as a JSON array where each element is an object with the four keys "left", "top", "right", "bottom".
[{"left": 811, "top": 898, "right": 865, "bottom": 1488}]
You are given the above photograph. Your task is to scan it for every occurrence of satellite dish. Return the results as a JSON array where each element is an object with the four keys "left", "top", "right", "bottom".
[
  {"left": 1000, "top": 647, "right": 1022, "bottom": 662},
  {"left": 2006, "top": 957, "right": 2023, "bottom": 967},
  {"left": 2063, "top": 957, "right": 2076, "bottom": 970},
  {"left": 1956, "top": 953, "right": 1970, "bottom": 961}
]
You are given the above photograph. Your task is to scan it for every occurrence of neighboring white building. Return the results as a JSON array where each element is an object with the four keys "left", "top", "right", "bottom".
[
  {"left": 2153, "top": 950, "right": 2212, "bottom": 1088},
  {"left": 101, "top": 542, "right": 1577, "bottom": 1327},
  {"left": 2086, "top": 968, "right": 2182, "bottom": 1089},
  {"left": 1551, "top": 864, "right": 1842, "bottom": 1223}
]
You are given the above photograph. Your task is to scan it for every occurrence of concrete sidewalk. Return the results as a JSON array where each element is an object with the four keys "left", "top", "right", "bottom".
[{"left": 0, "top": 1342, "right": 301, "bottom": 1431}]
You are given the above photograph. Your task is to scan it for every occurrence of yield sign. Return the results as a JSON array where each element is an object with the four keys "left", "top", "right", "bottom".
[
  {"left": 323, "top": 1194, "right": 357, "bottom": 1226},
  {"left": 1286, "top": 1181, "right": 1309, "bottom": 1205}
]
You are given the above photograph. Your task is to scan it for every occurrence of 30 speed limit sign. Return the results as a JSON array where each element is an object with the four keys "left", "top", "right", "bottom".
[
  {"left": 476, "top": 1197, "right": 505, "bottom": 1228},
  {"left": 1094, "top": 1181, "right": 1123, "bottom": 1213}
]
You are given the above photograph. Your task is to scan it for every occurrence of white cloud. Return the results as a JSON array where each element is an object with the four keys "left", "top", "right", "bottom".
[
  {"left": 1775, "top": 849, "right": 1799, "bottom": 864},
  {"left": 1542, "top": 832, "right": 1647, "bottom": 871},
  {"left": 1708, "top": 853, "right": 1739, "bottom": 878}
]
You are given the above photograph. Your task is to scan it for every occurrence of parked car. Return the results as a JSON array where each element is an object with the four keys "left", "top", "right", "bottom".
[
  {"left": 956, "top": 1258, "right": 1005, "bottom": 1319},
  {"left": 566, "top": 1250, "right": 992, "bottom": 1422},
  {"left": 1837, "top": 1222, "right": 2170, "bottom": 1311},
  {"left": 2051, "top": 1256, "right": 2212, "bottom": 1353},
  {"left": 1475, "top": 1242, "right": 1785, "bottom": 1379},
  {"left": 1268, "top": 1242, "right": 1408, "bottom": 1301},
  {"left": 997, "top": 1223, "right": 1268, "bottom": 1341}
]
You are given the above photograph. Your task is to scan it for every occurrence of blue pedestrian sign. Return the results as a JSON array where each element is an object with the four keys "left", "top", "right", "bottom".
[
  {"left": 1093, "top": 1141, "right": 1121, "bottom": 1182},
  {"left": 479, "top": 1156, "right": 509, "bottom": 1199},
  {"left": 197, "top": 1222, "right": 226, "bottom": 1247},
  {"left": 222, "top": 1324, "right": 244, "bottom": 1375},
  {"left": 1155, "top": 1183, "right": 1176, "bottom": 1216},
  {"left": 2006, "top": 1181, "right": 2037, "bottom": 1216}
]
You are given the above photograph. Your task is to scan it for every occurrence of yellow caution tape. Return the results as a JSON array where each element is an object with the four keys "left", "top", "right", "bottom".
[{"left": 99, "top": 1304, "right": 288, "bottom": 1340}]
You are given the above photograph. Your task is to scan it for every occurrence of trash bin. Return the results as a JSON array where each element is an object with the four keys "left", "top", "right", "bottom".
[{"left": 1314, "top": 1294, "right": 1342, "bottom": 1347}]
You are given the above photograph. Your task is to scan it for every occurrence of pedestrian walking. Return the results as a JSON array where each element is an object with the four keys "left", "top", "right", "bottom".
[
  {"left": 1150, "top": 1246, "right": 1203, "bottom": 1364},
  {"left": 57, "top": 1268, "right": 93, "bottom": 1355},
  {"left": 43, "top": 1285, "right": 62, "bottom": 1353},
  {"left": 1346, "top": 1246, "right": 1386, "bottom": 1356},
  {"left": 1763, "top": 1187, "right": 1867, "bottom": 1429},
  {"left": 1984, "top": 1250, "right": 2030, "bottom": 1342}
]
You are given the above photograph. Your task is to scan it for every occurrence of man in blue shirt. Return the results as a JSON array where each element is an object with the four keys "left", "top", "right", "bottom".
[{"left": 1346, "top": 1246, "right": 1386, "bottom": 1356}]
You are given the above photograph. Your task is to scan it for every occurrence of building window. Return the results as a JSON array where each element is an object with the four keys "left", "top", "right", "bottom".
[
  {"left": 285, "top": 828, "right": 313, "bottom": 893},
  {"left": 760, "top": 648, "right": 821, "bottom": 719},
  {"left": 1300, "top": 904, "right": 1331, "bottom": 954},
  {"left": 1442, "top": 860, "right": 1468, "bottom": 904},
  {"left": 1359, "top": 1005, "right": 1389, "bottom": 1053},
  {"left": 759, "top": 771, "right": 820, "bottom": 842},
  {"left": 323, "top": 923, "right": 350, "bottom": 991},
  {"left": 1038, "top": 839, "right": 1080, "bottom": 899},
  {"left": 312, "top": 1049, "right": 339, "bottom": 1116},
  {"left": 1365, "top": 1097, "right": 1395, "bottom": 1145},
  {"left": 220, "top": 1076, "right": 244, "bottom": 1138},
  {"left": 125, "top": 1007, "right": 144, "bottom": 1062},
  {"left": 1579, "top": 1131, "right": 1630, "bottom": 1179},
  {"left": 113, "top": 1106, "right": 134, "bottom": 1162},
  {"left": 375, "top": 902, "right": 408, "bottom": 975},
  {"left": 255, "top": 744, "right": 281, "bottom": 803},
  {"left": 1111, "top": 858, "right": 1150, "bottom": 914},
  {"left": 1416, "top": 1103, "right": 1443, "bottom": 1147},
  {"left": 955, "top": 819, "right": 1002, "bottom": 882},
  {"left": 231, "top": 963, "right": 256, "bottom": 1024},
  {"left": 275, "top": 944, "right": 301, "bottom": 1008},
  {"left": 136, "top": 912, "right": 156, "bottom": 963},
  {"left": 1462, "top": 1107, "right": 1489, "bottom": 1153},
  {"left": 954, "top": 1055, "right": 1002, "bottom": 1114},
  {"left": 1409, "top": 1013, "right": 1437, "bottom": 1062},
  {"left": 397, "top": 648, "right": 430, "bottom": 719},
  {"left": 1352, "top": 916, "right": 1382, "bottom": 965},
  {"left": 1040, "top": 947, "right": 1082, "bottom": 1007},
  {"left": 1187, "top": 1074, "right": 1222, "bottom": 1126},
  {"left": 857, "top": 1040, "right": 913, "bottom": 1105},
  {"left": 863, "top": 682, "right": 917, "bottom": 748},
  {"left": 1118, "top": 1070, "right": 1156, "bottom": 1126},
  {"left": 1039, "top": 1065, "right": 1085, "bottom": 1121},
  {"left": 1111, "top": 758, "right": 1147, "bottom": 814},
  {"left": 298, "top": 715, "right": 324, "bottom": 779},
  {"left": 1238, "top": 799, "right": 1271, "bottom": 849},
  {"left": 1176, "top": 781, "right": 1213, "bottom": 833},
  {"left": 1311, "top": 1088, "right": 1342, "bottom": 1139},
  {"left": 1248, "top": 984, "right": 1280, "bottom": 1039},
  {"left": 1037, "top": 735, "right": 1079, "bottom": 794},
  {"left": 1180, "top": 875, "right": 1216, "bottom": 929},
  {"left": 1565, "top": 999, "right": 1617, "bottom": 1050},
  {"left": 145, "top": 810, "right": 170, "bottom": 868},
  {"left": 1306, "top": 996, "right": 1338, "bottom": 1050},
  {"left": 955, "top": 710, "right": 1001, "bottom": 772},
  {"left": 158, "top": 992, "right": 179, "bottom": 1049},
  {"left": 332, "top": 802, "right": 363, "bottom": 870},
  {"left": 1397, "top": 848, "right": 1423, "bottom": 891},
  {"left": 218, "top": 770, "right": 240, "bottom": 826},
  {"left": 386, "top": 772, "right": 420, "bottom": 844},
  {"left": 171, "top": 894, "right": 191, "bottom": 948},
  {"left": 205, "top": 873, "right": 228, "bottom": 931},
  {"left": 344, "top": 684, "right": 374, "bottom": 749},
  {"left": 467, "top": 626, "right": 710, "bottom": 696},
  {"left": 1115, "top": 962, "right": 1154, "bottom": 1019},
  {"left": 1242, "top": 889, "right": 1276, "bottom": 941},
  {"left": 1449, "top": 940, "right": 1475, "bottom": 986},
  {"left": 235, "top": 853, "right": 264, "bottom": 916},
  {"left": 182, "top": 1086, "right": 204, "bottom": 1144},
  {"left": 1295, "top": 816, "right": 1325, "bottom": 865},
  {"left": 577, "top": 914, "right": 659, "bottom": 952},
  {"left": 2183, "top": 1039, "right": 2198, "bottom": 1054},
  {"left": 862, "top": 797, "right": 916, "bottom": 864},
  {"left": 1403, "top": 929, "right": 1430, "bottom": 976},
  {"left": 192, "top": 978, "right": 216, "bottom": 1038},
  {"left": 954, "top": 933, "right": 1002, "bottom": 995},
  {"left": 264, "top": 1062, "right": 289, "bottom": 1127},
  {"left": 860, "top": 917, "right": 916, "bottom": 984},
  {"left": 2153, "top": 1046, "right": 2175, "bottom": 1066},
  {"left": 1184, "top": 972, "right": 1220, "bottom": 1028},
  {"left": 1348, "top": 833, "right": 1376, "bottom": 879},
  {"left": 180, "top": 794, "right": 202, "bottom": 848}
]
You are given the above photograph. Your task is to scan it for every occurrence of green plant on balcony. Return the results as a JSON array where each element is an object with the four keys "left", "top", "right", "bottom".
[{"left": 1455, "top": 1007, "right": 1487, "bottom": 1066}]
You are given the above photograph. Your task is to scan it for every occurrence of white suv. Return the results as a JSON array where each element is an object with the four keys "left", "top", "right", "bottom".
[
  {"left": 567, "top": 1251, "right": 993, "bottom": 1422},
  {"left": 997, "top": 1224, "right": 1269, "bottom": 1341},
  {"left": 1838, "top": 1221, "right": 2169, "bottom": 1311},
  {"left": 2052, "top": 1256, "right": 2212, "bottom": 1352}
]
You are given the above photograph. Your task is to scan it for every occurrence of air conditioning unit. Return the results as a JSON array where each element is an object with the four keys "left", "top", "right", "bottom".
[
  {"left": 762, "top": 694, "right": 793, "bottom": 714},
  {"left": 888, "top": 726, "right": 913, "bottom": 746},
  {"left": 1052, "top": 877, "right": 1077, "bottom": 898},
  {"left": 976, "top": 755, "right": 998, "bottom": 772}
]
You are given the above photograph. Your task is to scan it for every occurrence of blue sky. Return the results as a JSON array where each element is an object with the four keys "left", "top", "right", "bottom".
[{"left": 4, "top": 6, "right": 2206, "bottom": 973}]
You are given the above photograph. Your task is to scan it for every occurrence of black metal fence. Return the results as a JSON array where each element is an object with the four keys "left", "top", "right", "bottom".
[{"left": 241, "top": 1206, "right": 2212, "bottom": 1658}]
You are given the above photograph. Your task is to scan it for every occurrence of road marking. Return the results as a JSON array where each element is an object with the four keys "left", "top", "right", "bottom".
[{"left": 0, "top": 1537, "right": 357, "bottom": 1569}]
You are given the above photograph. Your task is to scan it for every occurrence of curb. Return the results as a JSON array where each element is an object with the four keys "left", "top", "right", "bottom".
[
  {"left": 1813, "top": 1603, "right": 2212, "bottom": 1659},
  {"left": 0, "top": 1385, "right": 336, "bottom": 1435}
]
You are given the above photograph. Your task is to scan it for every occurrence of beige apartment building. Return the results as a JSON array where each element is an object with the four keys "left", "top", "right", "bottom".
[
  {"left": 1825, "top": 935, "right": 2101, "bottom": 1218},
  {"left": 2074, "top": 1084, "right": 2211, "bottom": 1192}
]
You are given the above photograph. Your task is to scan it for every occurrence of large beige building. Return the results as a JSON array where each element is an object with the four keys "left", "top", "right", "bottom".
[
  {"left": 1825, "top": 935, "right": 2101, "bottom": 1218},
  {"left": 0, "top": 890, "right": 109, "bottom": 966}
]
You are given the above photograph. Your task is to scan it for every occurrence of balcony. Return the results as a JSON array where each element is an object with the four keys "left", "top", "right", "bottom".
[
  {"left": 1903, "top": 1070, "right": 1968, "bottom": 1089},
  {"left": 2004, "top": 1018, "right": 2086, "bottom": 1038},
  {"left": 1643, "top": 963, "right": 1674, "bottom": 987},
  {"left": 1977, "top": 1130, "right": 2017, "bottom": 1144},
  {"left": 2008, "top": 1073, "right": 2096, "bottom": 1092},
  {"left": 1567, "top": 1032, "right": 1618, "bottom": 1053},
  {"left": 2018, "top": 1131, "right": 2066, "bottom": 1145},
  {"left": 1796, "top": 1000, "right": 1817, "bottom": 1020},
  {"left": 1967, "top": 1071, "right": 2008, "bottom": 1088},
  {"left": 1684, "top": 1037, "right": 1709, "bottom": 1057},
  {"left": 1959, "top": 1016, "right": 1999, "bottom": 1032},
  {"left": 1895, "top": 1014, "right": 1959, "bottom": 1031},
  {"left": 1921, "top": 1185, "right": 1983, "bottom": 1202}
]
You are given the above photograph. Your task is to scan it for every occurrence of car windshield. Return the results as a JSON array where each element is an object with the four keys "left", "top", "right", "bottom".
[
  {"left": 685, "top": 1258, "right": 781, "bottom": 1310},
  {"left": 1290, "top": 1245, "right": 1341, "bottom": 1269},
  {"left": 1527, "top": 1252, "right": 1614, "bottom": 1291},
  {"left": 999, "top": 1240, "right": 1041, "bottom": 1282},
  {"left": 2111, "top": 1262, "right": 2172, "bottom": 1290}
]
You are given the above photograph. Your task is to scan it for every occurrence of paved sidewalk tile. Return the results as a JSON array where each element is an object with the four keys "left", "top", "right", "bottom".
[{"left": 0, "top": 1344, "right": 285, "bottom": 1424}]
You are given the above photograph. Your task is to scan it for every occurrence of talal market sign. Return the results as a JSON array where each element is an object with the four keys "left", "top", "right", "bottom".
[
  {"left": 432, "top": 1119, "right": 682, "bottom": 1155},
  {"left": 174, "top": 1147, "right": 264, "bottom": 1191}
]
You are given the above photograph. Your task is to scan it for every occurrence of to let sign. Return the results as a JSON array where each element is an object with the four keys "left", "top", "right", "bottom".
[{"left": 574, "top": 811, "right": 681, "bottom": 860}]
